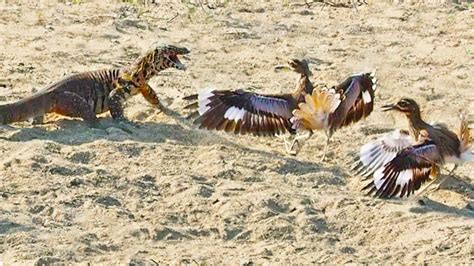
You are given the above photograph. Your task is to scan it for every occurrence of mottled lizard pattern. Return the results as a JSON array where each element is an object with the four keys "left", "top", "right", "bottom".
[{"left": 0, "top": 44, "right": 189, "bottom": 127}]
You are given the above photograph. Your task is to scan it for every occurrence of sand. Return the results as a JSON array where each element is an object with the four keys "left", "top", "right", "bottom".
[{"left": 0, "top": 0, "right": 473, "bottom": 264}]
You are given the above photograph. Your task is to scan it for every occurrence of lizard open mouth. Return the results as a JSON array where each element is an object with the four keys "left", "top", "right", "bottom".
[
  {"left": 165, "top": 48, "right": 190, "bottom": 71},
  {"left": 168, "top": 53, "right": 185, "bottom": 70}
]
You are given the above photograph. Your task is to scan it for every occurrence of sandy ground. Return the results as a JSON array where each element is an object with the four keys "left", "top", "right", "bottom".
[{"left": 0, "top": 0, "right": 473, "bottom": 264}]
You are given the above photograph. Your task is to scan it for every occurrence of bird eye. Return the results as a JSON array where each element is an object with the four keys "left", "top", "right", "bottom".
[{"left": 399, "top": 101, "right": 407, "bottom": 107}]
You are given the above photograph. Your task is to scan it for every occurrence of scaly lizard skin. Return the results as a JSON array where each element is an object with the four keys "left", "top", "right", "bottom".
[{"left": 0, "top": 44, "right": 190, "bottom": 127}]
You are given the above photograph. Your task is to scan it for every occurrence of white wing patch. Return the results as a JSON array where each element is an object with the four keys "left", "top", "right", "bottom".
[
  {"left": 373, "top": 167, "right": 385, "bottom": 189},
  {"left": 362, "top": 90, "right": 372, "bottom": 104},
  {"left": 224, "top": 106, "right": 245, "bottom": 122},
  {"left": 395, "top": 170, "right": 413, "bottom": 187},
  {"left": 370, "top": 71, "right": 377, "bottom": 90},
  {"left": 197, "top": 87, "right": 215, "bottom": 115},
  {"left": 373, "top": 169, "right": 412, "bottom": 191},
  {"left": 355, "top": 130, "right": 413, "bottom": 177}
]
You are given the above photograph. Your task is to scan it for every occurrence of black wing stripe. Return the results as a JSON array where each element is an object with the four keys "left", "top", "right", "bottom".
[
  {"left": 250, "top": 95, "right": 292, "bottom": 118},
  {"left": 216, "top": 118, "right": 230, "bottom": 131},
  {"left": 329, "top": 73, "right": 377, "bottom": 132},
  {"left": 194, "top": 90, "right": 293, "bottom": 136},
  {"left": 400, "top": 184, "right": 408, "bottom": 198},
  {"left": 363, "top": 138, "right": 440, "bottom": 198},
  {"left": 198, "top": 102, "right": 225, "bottom": 129},
  {"left": 390, "top": 185, "right": 401, "bottom": 198}
]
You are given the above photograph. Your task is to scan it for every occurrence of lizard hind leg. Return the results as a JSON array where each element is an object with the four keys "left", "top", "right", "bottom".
[{"left": 52, "top": 91, "right": 98, "bottom": 127}]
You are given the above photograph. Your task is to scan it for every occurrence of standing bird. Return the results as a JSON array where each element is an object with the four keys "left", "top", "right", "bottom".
[
  {"left": 352, "top": 98, "right": 473, "bottom": 198},
  {"left": 184, "top": 59, "right": 377, "bottom": 159},
  {"left": 290, "top": 70, "right": 377, "bottom": 160}
]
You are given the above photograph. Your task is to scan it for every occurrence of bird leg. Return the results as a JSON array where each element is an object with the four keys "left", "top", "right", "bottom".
[
  {"left": 276, "top": 134, "right": 296, "bottom": 154},
  {"left": 419, "top": 164, "right": 460, "bottom": 197},
  {"left": 415, "top": 176, "right": 443, "bottom": 199},
  {"left": 287, "top": 131, "right": 313, "bottom": 156},
  {"left": 320, "top": 132, "right": 331, "bottom": 162},
  {"left": 429, "top": 164, "right": 458, "bottom": 192}
]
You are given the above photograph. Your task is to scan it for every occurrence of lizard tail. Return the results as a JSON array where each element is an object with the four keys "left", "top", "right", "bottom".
[{"left": 0, "top": 92, "right": 54, "bottom": 125}]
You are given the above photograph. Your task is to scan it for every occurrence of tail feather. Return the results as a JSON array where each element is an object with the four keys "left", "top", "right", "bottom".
[
  {"left": 291, "top": 89, "right": 341, "bottom": 131},
  {"left": 458, "top": 111, "right": 470, "bottom": 152}
]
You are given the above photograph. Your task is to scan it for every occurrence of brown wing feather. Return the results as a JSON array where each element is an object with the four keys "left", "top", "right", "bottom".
[
  {"left": 194, "top": 89, "right": 295, "bottom": 136},
  {"left": 328, "top": 72, "right": 377, "bottom": 135},
  {"left": 364, "top": 138, "right": 442, "bottom": 198}
]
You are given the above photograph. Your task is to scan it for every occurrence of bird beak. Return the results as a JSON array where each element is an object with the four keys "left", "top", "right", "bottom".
[
  {"left": 274, "top": 64, "right": 292, "bottom": 72},
  {"left": 381, "top": 104, "right": 396, "bottom": 112}
]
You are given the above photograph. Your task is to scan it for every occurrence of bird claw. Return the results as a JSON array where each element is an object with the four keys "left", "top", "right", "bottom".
[
  {"left": 279, "top": 132, "right": 312, "bottom": 156},
  {"left": 277, "top": 135, "right": 299, "bottom": 156},
  {"left": 287, "top": 141, "right": 300, "bottom": 156},
  {"left": 447, "top": 165, "right": 458, "bottom": 176},
  {"left": 319, "top": 153, "right": 327, "bottom": 163}
]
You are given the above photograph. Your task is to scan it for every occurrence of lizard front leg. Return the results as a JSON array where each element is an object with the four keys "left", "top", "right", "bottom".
[
  {"left": 108, "top": 88, "right": 127, "bottom": 121},
  {"left": 140, "top": 83, "right": 164, "bottom": 111},
  {"left": 108, "top": 75, "right": 138, "bottom": 121},
  {"left": 108, "top": 79, "right": 140, "bottom": 131}
]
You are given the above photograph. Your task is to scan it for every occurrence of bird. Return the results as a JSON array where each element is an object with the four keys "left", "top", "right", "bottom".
[
  {"left": 352, "top": 98, "right": 473, "bottom": 198},
  {"left": 183, "top": 58, "right": 314, "bottom": 153},
  {"left": 290, "top": 70, "right": 377, "bottom": 160},
  {"left": 183, "top": 59, "right": 377, "bottom": 159}
]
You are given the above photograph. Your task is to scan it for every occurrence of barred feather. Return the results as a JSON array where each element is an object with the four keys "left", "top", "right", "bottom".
[
  {"left": 458, "top": 111, "right": 470, "bottom": 152},
  {"left": 456, "top": 111, "right": 474, "bottom": 162},
  {"left": 290, "top": 89, "right": 341, "bottom": 131}
]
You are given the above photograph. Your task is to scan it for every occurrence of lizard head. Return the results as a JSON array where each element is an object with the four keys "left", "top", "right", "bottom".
[
  {"left": 382, "top": 98, "right": 421, "bottom": 116},
  {"left": 153, "top": 44, "right": 190, "bottom": 71},
  {"left": 274, "top": 58, "right": 312, "bottom": 77}
]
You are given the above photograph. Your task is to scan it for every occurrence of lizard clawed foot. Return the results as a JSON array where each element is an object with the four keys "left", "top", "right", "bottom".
[
  {"left": 31, "top": 116, "right": 45, "bottom": 125},
  {"left": 90, "top": 120, "right": 138, "bottom": 134},
  {"left": 155, "top": 102, "right": 165, "bottom": 113},
  {"left": 114, "top": 120, "right": 139, "bottom": 133}
]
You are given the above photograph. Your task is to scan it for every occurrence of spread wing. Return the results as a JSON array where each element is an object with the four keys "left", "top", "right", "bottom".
[
  {"left": 328, "top": 72, "right": 377, "bottom": 134},
  {"left": 363, "top": 138, "right": 443, "bottom": 198},
  {"left": 352, "top": 130, "right": 414, "bottom": 178},
  {"left": 193, "top": 88, "right": 295, "bottom": 136}
]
